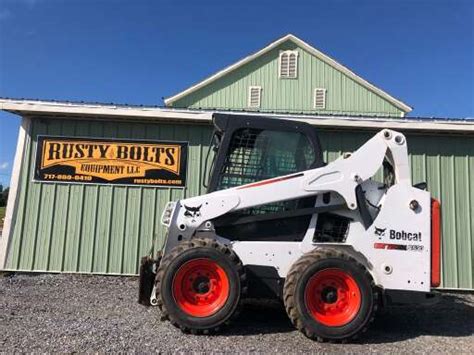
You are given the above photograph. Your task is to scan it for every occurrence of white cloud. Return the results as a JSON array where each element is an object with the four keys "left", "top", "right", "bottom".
[{"left": 0, "top": 162, "right": 9, "bottom": 170}]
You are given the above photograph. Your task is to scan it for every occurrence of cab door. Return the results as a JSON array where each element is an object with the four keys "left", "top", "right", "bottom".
[{"left": 208, "top": 114, "right": 324, "bottom": 241}]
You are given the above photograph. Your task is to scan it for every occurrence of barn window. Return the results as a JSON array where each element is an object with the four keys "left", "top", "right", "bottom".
[
  {"left": 248, "top": 86, "right": 262, "bottom": 108},
  {"left": 314, "top": 88, "right": 327, "bottom": 110},
  {"left": 279, "top": 50, "right": 298, "bottom": 78}
]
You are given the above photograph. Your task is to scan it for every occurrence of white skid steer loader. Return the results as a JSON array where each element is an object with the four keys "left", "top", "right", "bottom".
[{"left": 138, "top": 113, "right": 441, "bottom": 342}]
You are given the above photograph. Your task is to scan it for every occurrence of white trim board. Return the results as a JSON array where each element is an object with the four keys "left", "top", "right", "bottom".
[
  {"left": 0, "top": 117, "right": 31, "bottom": 269},
  {"left": 0, "top": 98, "right": 472, "bottom": 133},
  {"left": 164, "top": 34, "right": 412, "bottom": 113},
  {"left": 0, "top": 98, "right": 213, "bottom": 122}
]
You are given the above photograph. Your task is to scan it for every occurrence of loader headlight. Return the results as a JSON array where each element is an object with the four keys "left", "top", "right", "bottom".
[{"left": 161, "top": 201, "right": 176, "bottom": 226}]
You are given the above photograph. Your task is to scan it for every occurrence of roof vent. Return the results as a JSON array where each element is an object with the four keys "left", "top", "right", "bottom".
[
  {"left": 314, "top": 88, "right": 327, "bottom": 110},
  {"left": 248, "top": 86, "right": 262, "bottom": 108}
]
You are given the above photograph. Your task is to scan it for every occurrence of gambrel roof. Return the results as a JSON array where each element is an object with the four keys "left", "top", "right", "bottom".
[{"left": 164, "top": 34, "right": 412, "bottom": 113}]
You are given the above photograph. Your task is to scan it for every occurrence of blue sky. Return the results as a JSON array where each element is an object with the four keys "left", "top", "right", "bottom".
[{"left": 0, "top": 0, "right": 473, "bottom": 186}]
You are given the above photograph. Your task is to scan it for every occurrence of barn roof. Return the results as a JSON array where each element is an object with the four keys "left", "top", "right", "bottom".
[{"left": 164, "top": 34, "right": 412, "bottom": 113}]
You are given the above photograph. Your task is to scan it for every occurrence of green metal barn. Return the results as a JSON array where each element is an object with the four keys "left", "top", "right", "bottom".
[{"left": 1, "top": 34, "right": 473, "bottom": 290}]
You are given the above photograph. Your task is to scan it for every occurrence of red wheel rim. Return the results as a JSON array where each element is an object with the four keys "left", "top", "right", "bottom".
[
  {"left": 172, "top": 258, "right": 230, "bottom": 317},
  {"left": 304, "top": 268, "right": 361, "bottom": 327}
]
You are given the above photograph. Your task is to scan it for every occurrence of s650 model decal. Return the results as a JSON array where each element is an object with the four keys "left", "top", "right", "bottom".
[{"left": 374, "top": 242, "right": 424, "bottom": 252}]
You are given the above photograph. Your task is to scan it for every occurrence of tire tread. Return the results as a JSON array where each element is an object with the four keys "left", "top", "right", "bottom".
[
  {"left": 155, "top": 238, "right": 247, "bottom": 334},
  {"left": 283, "top": 247, "right": 378, "bottom": 343}
]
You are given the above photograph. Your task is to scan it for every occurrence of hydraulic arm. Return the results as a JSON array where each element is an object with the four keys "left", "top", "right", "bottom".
[{"left": 164, "top": 129, "right": 410, "bottom": 250}]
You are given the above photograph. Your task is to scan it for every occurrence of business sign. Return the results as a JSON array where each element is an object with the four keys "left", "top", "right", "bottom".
[{"left": 34, "top": 136, "right": 188, "bottom": 187}]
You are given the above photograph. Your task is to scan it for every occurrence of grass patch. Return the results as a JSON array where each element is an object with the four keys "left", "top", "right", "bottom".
[{"left": 0, "top": 206, "right": 5, "bottom": 227}]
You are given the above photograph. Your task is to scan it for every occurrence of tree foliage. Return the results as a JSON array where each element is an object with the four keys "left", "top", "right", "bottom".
[{"left": 0, "top": 187, "right": 9, "bottom": 207}]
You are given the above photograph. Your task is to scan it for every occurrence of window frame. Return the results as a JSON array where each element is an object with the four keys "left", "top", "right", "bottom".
[
  {"left": 207, "top": 114, "right": 325, "bottom": 193},
  {"left": 279, "top": 50, "right": 299, "bottom": 79},
  {"left": 216, "top": 127, "right": 316, "bottom": 191}
]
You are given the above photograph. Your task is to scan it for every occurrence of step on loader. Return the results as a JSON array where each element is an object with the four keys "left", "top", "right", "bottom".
[{"left": 138, "top": 113, "right": 441, "bottom": 342}]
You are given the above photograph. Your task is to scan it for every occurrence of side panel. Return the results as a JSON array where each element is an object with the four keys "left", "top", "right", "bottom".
[
  {"left": 232, "top": 185, "right": 432, "bottom": 293},
  {"left": 4, "top": 117, "right": 212, "bottom": 274},
  {"left": 355, "top": 185, "right": 431, "bottom": 292}
]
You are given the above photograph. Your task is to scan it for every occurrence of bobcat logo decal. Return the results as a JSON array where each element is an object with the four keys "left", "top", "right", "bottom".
[
  {"left": 374, "top": 227, "right": 386, "bottom": 238},
  {"left": 183, "top": 204, "right": 202, "bottom": 223}
]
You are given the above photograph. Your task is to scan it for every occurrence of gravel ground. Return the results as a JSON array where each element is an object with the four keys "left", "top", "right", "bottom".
[{"left": 0, "top": 274, "right": 473, "bottom": 353}]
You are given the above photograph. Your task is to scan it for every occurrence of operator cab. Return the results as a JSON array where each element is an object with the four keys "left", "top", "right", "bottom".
[{"left": 204, "top": 114, "right": 325, "bottom": 242}]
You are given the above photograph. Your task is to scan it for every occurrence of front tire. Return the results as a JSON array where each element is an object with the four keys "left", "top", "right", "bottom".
[
  {"left": 283, "top": 248, "right": 378, "bottom": 342},
  {"left": 155, "top": 238, "right": 246, "bottom": 334}
]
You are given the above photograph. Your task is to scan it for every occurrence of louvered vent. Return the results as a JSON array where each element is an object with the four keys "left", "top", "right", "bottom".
[
  {"left": 288, "top": 53, "right": 297, "bottom": 77},
  {"left": 280, "top": 54, "right": 289, "bottom": 76},
  {"left": 279, "top": 51, "right": 298, "bottom": 78},
  {"left": 314, "top": 88, "right": 327, "bottom": 109},
  {"left": 248, "top": 86, "right": 262, "bottom": 108}
]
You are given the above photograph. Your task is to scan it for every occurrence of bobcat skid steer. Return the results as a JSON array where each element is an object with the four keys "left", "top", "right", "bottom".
[{"left": 138, "top": 113, "right": 441, "bottom": 342}]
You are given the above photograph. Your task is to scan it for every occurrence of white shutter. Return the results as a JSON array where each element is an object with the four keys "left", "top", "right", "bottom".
[
  {"left": 314, "top": 88, "right": 327, "bottom": 109},
  {"left": 279, "top": 50, "right": 298, "bottom": 78},
  {"left": 248, "top": 86, "right": 262, "bottom": 108},
  {"left": 288, "top": 53, "right": 297, "bottom": 78},
  {"left": 280, "top": 53, "right": 289, "bottom": 78}
]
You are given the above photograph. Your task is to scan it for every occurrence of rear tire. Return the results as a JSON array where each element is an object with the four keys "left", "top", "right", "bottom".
[
  {"left": 155, "top": 238, "right": 246, "bottom": 334},
  {"left": 283, "top": 248, "right": 378, "bottom": 342}
]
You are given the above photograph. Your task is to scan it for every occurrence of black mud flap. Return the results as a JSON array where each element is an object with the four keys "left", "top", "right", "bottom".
[
  {"left": 384, "top": 289, "right": 441, "bottom": 306},
  {"left": 138, "top": 256, "right": 157, "bottom": 306}
]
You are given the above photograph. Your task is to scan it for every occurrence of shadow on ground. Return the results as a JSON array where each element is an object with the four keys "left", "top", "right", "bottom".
[{"left": 221, "top": 293, "right": 474, "bottom": 343}]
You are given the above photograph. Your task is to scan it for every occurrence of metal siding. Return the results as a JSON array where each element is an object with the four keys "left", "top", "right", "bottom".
[
  {"left": 4, "top": 119, "right": 473, "bottom": 289},
  {"left": 6, "top": 118, "right": 212, "bottom": 275},
  {"left": 172, "top": 42, "right": 403, "bottom": 116}
]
